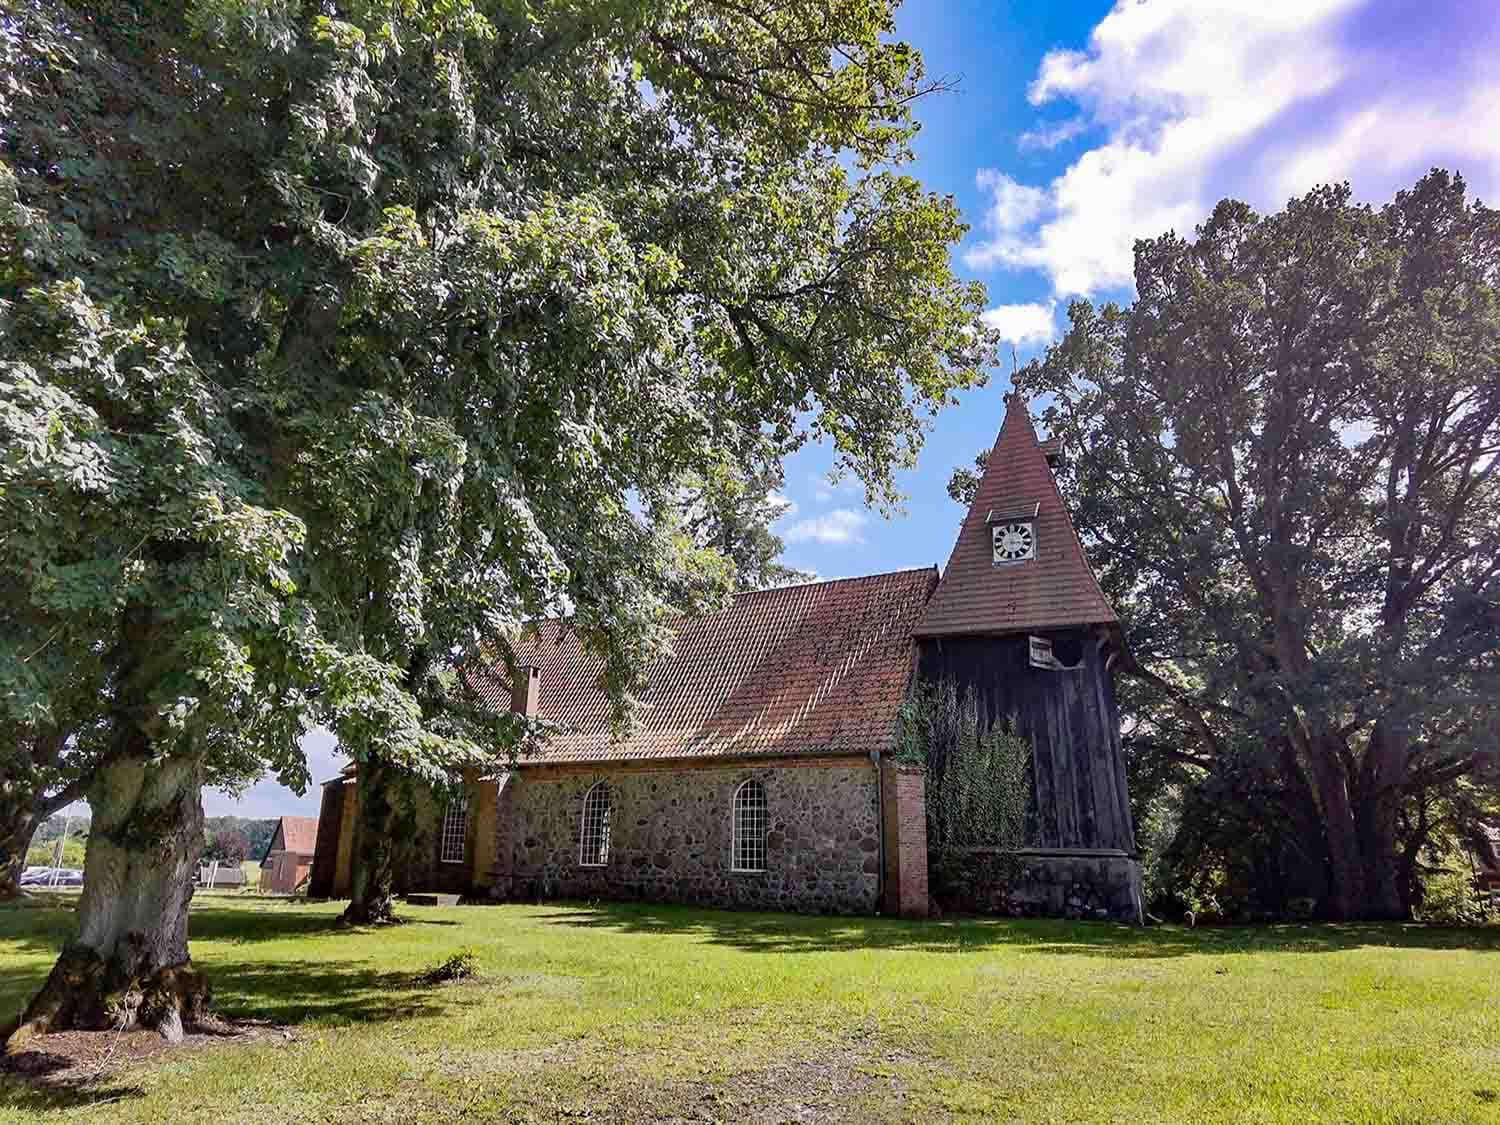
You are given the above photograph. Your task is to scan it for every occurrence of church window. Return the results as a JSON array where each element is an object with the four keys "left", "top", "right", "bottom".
[
  {"left": 439, "top": 796, "right": 469, "bottom": 865},
  {"left": 579, "top": 782, "right": 612, "bottom": 867},
  {"left": 732, "top": 780, "right": 768, "bottom": 873}
]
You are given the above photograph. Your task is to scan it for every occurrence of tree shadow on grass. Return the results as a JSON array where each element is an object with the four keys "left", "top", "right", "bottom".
[
  {"left": 532, "top": 901, "right": 1500, "bottom": 959},
  {"left": 188, "top": 904, "right": 459, "bottom": 944},
  {"left": 0, "top": 901, "right": 458, "bottom": 965},
  {"left": 0, "top": 951, "right": 450, "bottom": 1036},
  {"left": 206, "top": 956, "right": 451, "bottom": 1026},
  {"left": 0, "top": 1070, "right": 146, "bottom": 1114}
]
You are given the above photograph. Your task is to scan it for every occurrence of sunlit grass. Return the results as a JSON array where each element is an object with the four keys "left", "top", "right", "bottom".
[{"left": 1, "top": 897, "right": 1497, "bottom": 1123}]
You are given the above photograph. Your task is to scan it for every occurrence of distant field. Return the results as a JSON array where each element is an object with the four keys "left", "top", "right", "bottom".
[{"left": 1, "top": 898, "right": 1497, "bottom": 1123}]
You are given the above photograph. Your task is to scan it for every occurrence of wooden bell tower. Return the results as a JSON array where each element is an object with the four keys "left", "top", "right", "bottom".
[{"left": 913, "top": 394, "right": 1141, "bottom": 920}]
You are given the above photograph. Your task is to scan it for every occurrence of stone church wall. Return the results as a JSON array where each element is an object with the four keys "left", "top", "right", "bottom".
[{"left": 505, "top": 757, "right": 881, "bottom": 914}]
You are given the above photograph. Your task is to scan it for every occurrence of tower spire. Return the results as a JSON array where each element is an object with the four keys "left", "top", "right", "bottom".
[{"left": 915, "top": 395, "right": 1116, "bottom": 637}]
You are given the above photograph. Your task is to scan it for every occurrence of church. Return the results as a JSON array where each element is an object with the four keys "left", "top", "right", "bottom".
[{"left": 309, "top": 396, "right": 1143, "bottom": 922}]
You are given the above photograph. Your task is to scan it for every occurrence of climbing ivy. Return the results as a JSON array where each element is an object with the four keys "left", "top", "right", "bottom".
[{"left": 896, "top": 678, "right": 1032, "bottom": 850}]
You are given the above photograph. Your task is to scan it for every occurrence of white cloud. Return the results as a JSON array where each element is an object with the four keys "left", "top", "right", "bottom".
[
  {"left": 1017, "top": 118, "right": 1087, "bottom": 151},
  {"left": 767, "top": 490, "right": 797, "bottom": 521},
  {"left": 980, "top": 301, "right": 1056, "bottom": 347},
  {"left": 783, "top": 508, "right": 868, "bottom": 546},
  {"left": 965, "top": 0, "right": 1500, "bottom": 297},
  {"left": 965, "top": 171, "right": 1049, "bottom": 270}
]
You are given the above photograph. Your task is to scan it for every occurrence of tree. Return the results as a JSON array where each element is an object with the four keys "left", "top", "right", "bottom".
[
  {"left": 3, "top": 0, "right": 995, "bottom": 1031},
  {"left": 1009, "top": 172, "right": 1500, "bottom": 920},
  {"left": 678, "top": 462, "right": 813, "bottom": 590},
  {"left": 203, "top": 829, "right": 251, "bottom": 866}
]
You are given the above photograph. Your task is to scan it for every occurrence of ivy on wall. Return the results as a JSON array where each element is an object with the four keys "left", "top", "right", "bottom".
[{"left": 896, "top": 678, "right": 1031, "bottom": 851}]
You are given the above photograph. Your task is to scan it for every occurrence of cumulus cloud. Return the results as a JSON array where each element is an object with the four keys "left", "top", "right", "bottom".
[
  {"left": 966, "top": 0, "right": 1500, "bottom": 297},
  {"left": 783, "top": 509, "right": 868, "bottom": 546},
  {"left": 1017, "top": 118, "right": 1087, "bottom": 151},
  {"left": 767, "top": 490, "right": 797, "bottom": 521},
  {"left": 980, "top": 301, "right": 1056, "bottom": 347}
]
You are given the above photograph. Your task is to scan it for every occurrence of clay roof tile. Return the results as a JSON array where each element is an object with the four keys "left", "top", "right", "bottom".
[
  {"left": 471, "top": 568, "right": 937, "bottom": 766},
  {"left": 914, "top": 395, "right": 1117, "bottom": 637}
]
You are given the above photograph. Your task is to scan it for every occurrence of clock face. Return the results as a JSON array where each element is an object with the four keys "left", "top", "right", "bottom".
[{"left": 992, "top": 521, "right": 1035, "bottom": 563}]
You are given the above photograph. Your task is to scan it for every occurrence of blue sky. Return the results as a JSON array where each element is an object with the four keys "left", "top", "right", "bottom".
[{"left": 210, "top": 0, "right": 1500, "bottom": 819}]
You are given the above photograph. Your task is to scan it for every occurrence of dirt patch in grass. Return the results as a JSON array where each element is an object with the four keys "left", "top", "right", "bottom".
[
  {"left": 659, "top": 1043, "right": 922, "bottom": 1125},
  {"left": 491, "top": 1037, "right": 929, "bottom": 1124},
  {"left": 2, "top": 1016, "right": 296, "bottom": 1092}
]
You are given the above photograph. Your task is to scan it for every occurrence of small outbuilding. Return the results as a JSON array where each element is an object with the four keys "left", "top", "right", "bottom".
[
  {"left": 198, "top": 863, "right": 246, "bottom": 889},
  {"left": 258, "top": 815, "right": 319, "bottom": 894}
]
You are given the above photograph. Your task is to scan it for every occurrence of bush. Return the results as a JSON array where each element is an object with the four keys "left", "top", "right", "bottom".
[
  {"left": 1416, "top": 859, "right": 1495, "bottom": 926},
  {"left": 417, "top": 949, "right": 480, "bottom": 985}
]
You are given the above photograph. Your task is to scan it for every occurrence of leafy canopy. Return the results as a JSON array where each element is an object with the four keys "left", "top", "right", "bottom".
[{"left": 2, "top": 0, "right": 996, "bottom": 798}]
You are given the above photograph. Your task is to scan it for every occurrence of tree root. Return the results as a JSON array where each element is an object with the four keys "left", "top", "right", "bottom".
[{"left": 3, "top": 942, "right": 211, "bottom": 1052}]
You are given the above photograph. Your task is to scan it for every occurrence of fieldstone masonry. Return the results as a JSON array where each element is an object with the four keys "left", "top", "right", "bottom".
[
  {"left": 931, "top": 846, "right": 1143, "bottom": 923},
  {"left": 498, "top": 757, "right": 881, "bottom": 913}
]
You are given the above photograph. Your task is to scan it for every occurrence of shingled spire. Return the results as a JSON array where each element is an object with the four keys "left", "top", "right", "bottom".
[{"left": 915, "top": 394, "right": 1116, "bottom": 637}]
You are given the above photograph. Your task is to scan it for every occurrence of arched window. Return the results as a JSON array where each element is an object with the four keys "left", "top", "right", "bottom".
[
  {"left": 732, "top": 780, "right": 768, "bottom": 872},
  {"left": 578, "top": 782, "right": 612, "bottom": 867},
  {"left": 439, "top": 796, "right": 469, "bottom": 865}
]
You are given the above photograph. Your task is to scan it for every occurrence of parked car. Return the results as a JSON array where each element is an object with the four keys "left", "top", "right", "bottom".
[{"left": 19, "top": 866, "right": 84, "bottom": 886}]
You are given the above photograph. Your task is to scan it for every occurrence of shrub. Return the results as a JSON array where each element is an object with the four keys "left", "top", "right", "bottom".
[{"left": 417, "top": 949, "right": 480, "bottom": 985}]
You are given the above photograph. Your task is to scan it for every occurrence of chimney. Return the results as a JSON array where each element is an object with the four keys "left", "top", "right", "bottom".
[{"left": 509, "top": 665, "right": 540, "bottom": 717}]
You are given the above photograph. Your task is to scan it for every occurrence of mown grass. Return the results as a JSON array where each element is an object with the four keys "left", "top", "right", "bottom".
[{"left": 1, "top": 897, "right": 1497, "bottom": 1123}]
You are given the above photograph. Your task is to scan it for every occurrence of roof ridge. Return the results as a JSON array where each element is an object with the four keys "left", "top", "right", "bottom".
[{"left": 730, "top": 565, "right": 938, "bottom": 598}]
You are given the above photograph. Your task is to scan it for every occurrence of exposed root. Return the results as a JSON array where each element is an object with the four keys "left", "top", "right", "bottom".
[{"left": 4, "top": 942, "right": 212, "bottom": 1051}]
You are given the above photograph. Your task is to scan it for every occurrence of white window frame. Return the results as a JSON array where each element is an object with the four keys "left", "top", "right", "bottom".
[
  {"left": 732, "top": 779, "right": 768, "bottom": 873},
  {"left": 578, "top": 781, "right": 612, "bottom": 867},
  {"left": 439, "top": 795, "right": 469, "bottom": 865}
]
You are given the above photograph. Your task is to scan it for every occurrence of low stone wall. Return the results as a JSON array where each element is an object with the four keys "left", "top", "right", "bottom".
[
  {"left": 931, "top": 847, "right": 1143, "bottom": 923},
  {"left": 505, "top": 757, "right": 881, "bottom": 914}
]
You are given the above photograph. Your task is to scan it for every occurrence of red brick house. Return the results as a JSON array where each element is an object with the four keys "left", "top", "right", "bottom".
[
  {"left": 258, "top": 815, "right": 318, "bottom": 894},
  {"left": 309, "top": 397, "right": 1141, "bottom": 921}
]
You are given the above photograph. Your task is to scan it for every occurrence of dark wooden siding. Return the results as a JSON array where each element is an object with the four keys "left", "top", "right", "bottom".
[
  {"left": 308, "top": 782, "right": 346, "bottom": 898},
  {"left": 916, "top": 631, "right": 1135, "bottom": 852}
]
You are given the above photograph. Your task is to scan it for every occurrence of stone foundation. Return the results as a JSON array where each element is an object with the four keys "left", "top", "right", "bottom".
[
  {"left": 503, "top": 757, "right": 881, "bottom": 914},
  {"left": 931, "top": 847, "right": 1143, "bottom": 924}
]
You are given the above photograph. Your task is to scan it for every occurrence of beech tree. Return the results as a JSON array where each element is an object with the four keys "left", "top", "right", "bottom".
[
  {"left": 2, "top": 0, "right": 994, "bottom": 1032},
  {"left": 1008, "top": 172, "right": 1499, "bottom": 920}
]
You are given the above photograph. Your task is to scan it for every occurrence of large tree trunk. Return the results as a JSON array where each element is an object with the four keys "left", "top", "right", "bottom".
[
  {"left": 1306, "top": 736, "right": 1370, "bottom": 921},
  {"left": 4, "top": 750, "right": 209, "bottom": 1049},
  {"left": 1356, "top": 720, "right": 1410, "bottom": 920},
  {"left": 0, "top": 803, "right": 37, "bottom": 902},
  {"left": 342, "top": 753, "right": 408, "bottom": 925}
]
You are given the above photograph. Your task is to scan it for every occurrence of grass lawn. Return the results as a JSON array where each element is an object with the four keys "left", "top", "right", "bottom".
[{"left": 1, "top": 899, "right": 1497, "bottom": 1123}]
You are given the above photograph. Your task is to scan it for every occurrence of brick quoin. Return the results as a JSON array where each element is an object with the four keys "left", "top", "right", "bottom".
[
  {"left": 881, "top": 760, "right": 929, "bottom": 919},
  {"left": 487, "top": 775, "right": 515, "bottom": 899}
]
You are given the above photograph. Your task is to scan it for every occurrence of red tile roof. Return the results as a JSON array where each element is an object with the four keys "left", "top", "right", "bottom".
[
  {"left": 474, "top": 568, "right": 938, "bottom": 765},
  {"left": 265, "top": 816, "right": 319, "bottom": 860},
  {"left": 915, "top": 395, "right": 1117, "bottom": 637}
]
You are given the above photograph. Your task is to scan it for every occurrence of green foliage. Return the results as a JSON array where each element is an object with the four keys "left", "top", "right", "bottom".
[
  {"left": 898, "top": 678, "right": 1031, "bottom": 851},
  {"left": 25, "top": 835, "right": 87, "bottom": 870},
  {"left": 203, "top": 828, "right": 251, "bottom": 865},
  {"left": 416, "top": 947, "right": 481, "bottom": 985},
  {"left": 1001, "top": 171, "right": 1499, "bottom": 920},
  {"left": 1416, "top": 854, "right": 1495, "bottom": 927},
  {"left": 0, "top": 0, "right": 996, "bottom": 890},
  {"left": 946, "top": 449, "right": 989, "bottom": 508},
  {"left": 676, "top": 463, "right": 812, "bottom": 590},
  {"left": 203, "top": 817, "right": 277, "bottom": 861}
]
